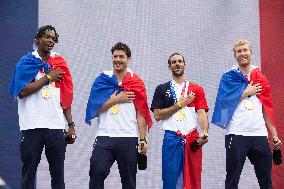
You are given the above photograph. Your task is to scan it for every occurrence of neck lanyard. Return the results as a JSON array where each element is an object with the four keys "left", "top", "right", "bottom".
[{"left": 170, "top": 80, "right": 187, "bottom": 103}]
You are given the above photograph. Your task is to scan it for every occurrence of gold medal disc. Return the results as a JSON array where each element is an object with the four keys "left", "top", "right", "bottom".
[
  {"left": 245, "top": 101, "right": 254, "bottom": 110},
  {"left": 109, "top": 104, "right": 119, "bottom": 115},
  {"left": 41, "top": 88, "right": 51, "bottom": 99},
  {"left": 175, "top": 109, "right": 186, "bottom": 121}
]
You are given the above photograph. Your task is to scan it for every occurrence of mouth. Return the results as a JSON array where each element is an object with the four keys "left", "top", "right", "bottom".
[
  {"left": 46, "top": 44, "right": 54, "bottom": 50},
  {"left": 240, "top": 57, "right": 247, "bottom": 61},
  {"left": 174, "top": 67, "right": 182, "bottom": 72},
  {"left": 113, "top": 62, "right": 123, "bottom": 66}
]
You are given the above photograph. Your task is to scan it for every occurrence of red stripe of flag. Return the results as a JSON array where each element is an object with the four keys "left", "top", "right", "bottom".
[{"left": 259, "top": 1, "right": 284, "bottom": 188}]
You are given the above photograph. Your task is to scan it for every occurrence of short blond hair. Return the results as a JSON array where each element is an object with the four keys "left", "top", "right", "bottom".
[{"left": 233, "top": 39, "right": 253, "bottom": 53}]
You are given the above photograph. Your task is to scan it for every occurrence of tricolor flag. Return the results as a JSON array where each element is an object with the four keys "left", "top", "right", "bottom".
[
  {"left": 9, "top": 52, "right": 73, "bottom": 109},
  {"left": 2, "top": 1, "right": 283, "bottom": 188},
  {"left": 85, "top": 70, "right": 152, "bottom": 128},
  {"left": 212, "top": 67, "right": 277, "bottom": 129}
]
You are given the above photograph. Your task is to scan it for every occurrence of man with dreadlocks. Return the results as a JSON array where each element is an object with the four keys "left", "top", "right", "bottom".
[{"left": 9, "top": 25, "right": 76, "bottom": 189}]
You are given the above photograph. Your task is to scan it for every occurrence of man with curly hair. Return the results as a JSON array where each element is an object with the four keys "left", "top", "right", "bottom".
[{"left": 9, "top": 25, "right": 76, "bottom": 189}]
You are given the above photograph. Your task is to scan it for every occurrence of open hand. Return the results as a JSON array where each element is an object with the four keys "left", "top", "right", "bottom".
[
  {"left": 179, "top": 91, "right": 195, "bottom": 107},
  {"left": 48, "top": 68, "right": 64, "bottom": 82},
  {"left": 245, "top": 81, "right": 262, "bottom": 96}
]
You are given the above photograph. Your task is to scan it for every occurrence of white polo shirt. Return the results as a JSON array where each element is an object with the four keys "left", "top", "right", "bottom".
[
  {"left": 94, "top": 71, "right": 139, "bottom": 137},
  {"left": 18, "top": 51, "right": 65, "bottom": 131},
  {"left": 226, "top": 65, "right": 267, "bottom": 136}
]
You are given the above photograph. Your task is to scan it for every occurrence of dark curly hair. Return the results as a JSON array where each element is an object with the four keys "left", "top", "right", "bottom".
[
  {"left": 111, "top": 42, "right": 131, "bottom": 58},
  {"left": 35, "top": 25, "right": 59, "bottom": 43},
  {"left": 168, "top": 52, "right": 185, "bottom": 65}
]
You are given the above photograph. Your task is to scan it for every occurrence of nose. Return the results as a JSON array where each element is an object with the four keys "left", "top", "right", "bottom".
[
  {"left": 47, "top": 38, "right": 55, "bottom": 44},
  {"left": 239, "top": 50, "right": 246, "bottom": 56}
]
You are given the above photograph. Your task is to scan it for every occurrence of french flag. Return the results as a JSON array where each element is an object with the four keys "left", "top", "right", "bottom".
[
  {"left": 212, "top": 67, "right": 277, "bottom": 129},
  {"left": 85, "top": 70, "right": 152, "bottom": 128},
  {"left": 9, "top": 53, "right": 73, "bottom": 109}
]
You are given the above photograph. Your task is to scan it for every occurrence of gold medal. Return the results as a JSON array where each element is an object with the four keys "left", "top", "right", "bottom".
[
  {"left": 175, "top": 109, "right": 186, "bottom": 121},
  {"left": 109, "top": 104, "right": 119, "bottom": 114},
  {"left": 41, "top": 88, "right": 51, "bottom": 99},
  {"left": 245, "top": 101, "right": 254, "bottom": 110}
]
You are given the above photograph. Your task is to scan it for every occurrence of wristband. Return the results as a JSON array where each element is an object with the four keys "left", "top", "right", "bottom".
[
  {"left": 68, "top": 122, "right": 75, "bottom": 127},
  {"left": 140, "top": 137, "right": 147, "bottom": 144},
  {"left": 176, "top": 101, "right": 182, "bottom": 109},
  {"left": 273, "top": 136, "right": 279, "bottom": 143}
]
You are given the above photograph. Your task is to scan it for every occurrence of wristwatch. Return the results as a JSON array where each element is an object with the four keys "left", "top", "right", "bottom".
[
  {"left": 68, "top": 122, "right": 75, "bottom": 127},
  {"left": 140, "top": 137, "right": 148, "bottom": 144}
]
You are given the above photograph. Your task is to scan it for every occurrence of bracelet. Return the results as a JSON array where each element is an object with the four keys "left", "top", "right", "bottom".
[
  {"left": 68, "top": 122, "right": 75, "bottom": 127},
  {"left": 176, "top": 101, "right": 182, "bottom": 109},
  {"left": 140, "top": 137, "right": 147, "bottom": 143},
  {"left": 203, "top": 133, "right": 209, "bottom": 139},
  {"left": 46, "top": 74, "right": 52, "bottom": 82},
  {"left": 273, "top": 136, "right": 279, "bottom": 143}
]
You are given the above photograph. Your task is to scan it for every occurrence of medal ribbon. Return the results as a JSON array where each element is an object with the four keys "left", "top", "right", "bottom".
[{"left": 169, "top": 80, "right": 188, "bottom": 103}]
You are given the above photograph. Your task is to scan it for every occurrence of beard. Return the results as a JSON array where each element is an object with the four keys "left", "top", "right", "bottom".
[
  {"left": 172, "top": 68, "right": 184, "bottom": 77},
  {"left": 238, "top": 59, "right": 251, "bottom": 67}
]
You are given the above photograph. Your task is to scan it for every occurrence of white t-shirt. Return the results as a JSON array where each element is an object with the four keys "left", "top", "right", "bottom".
[
  {"left": 226, "top": 65, "right": 267, "bottom": 136},
  {"left": 94, "top": 70, "right": 139, "bottom": 137},
  {"left": 18, "top": 51, "right": 65, "bottom": 131}
]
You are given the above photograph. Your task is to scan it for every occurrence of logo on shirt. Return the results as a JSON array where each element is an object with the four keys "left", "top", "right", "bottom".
[{"left": 166, "top": 89, "right": 171, "bottom": 98}]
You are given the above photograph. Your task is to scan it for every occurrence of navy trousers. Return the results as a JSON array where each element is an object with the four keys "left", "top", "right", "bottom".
[
  {"left": 89, "top": 136, "right": 138, "bottom": 189},
  {"left": 21, "top": 129, "right": 67, "bottom": 189},
  {"left": 225, "top": 135, "right": 272, "bottom": 189}
]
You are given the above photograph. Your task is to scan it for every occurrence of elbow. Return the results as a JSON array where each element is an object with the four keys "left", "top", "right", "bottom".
[{"left": 19, "top": 91, "right": 26, "bottom": 99}]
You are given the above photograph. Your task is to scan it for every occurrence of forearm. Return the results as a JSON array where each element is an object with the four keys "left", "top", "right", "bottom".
[
  {"left": 240, "top": 89, "right": 250, "bottom": 100},
  {"left": 153, "top": 103, "right": 180, "bottom": 121},
  {"left": 63, "top": 107, "right": 73, "bottom": 124},
  {"left": 197, "top": 109, "right": 209, "bottom": 133},
  {"left": 19, "top": 76, "right": 49, "bottom": 98},
  {"left": 136, "top": 112, "right": 147, "bottom": 138},
  {"left": 99, "top": 97, "right": 117, "bottom": 113},
  {"left": 136, "top": 111, "right": 147, "bottom": 138},
  {"left": 263, "top": 107, "right": 278, "bottom": 138}
]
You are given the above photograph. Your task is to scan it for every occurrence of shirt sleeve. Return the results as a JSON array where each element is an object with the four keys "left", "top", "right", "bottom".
[
  {"left": 195, "top": 86, "right": 209, "bottom": 112},
  {"left": 150, "top": 85, "right": 164, "bottom": 112}
]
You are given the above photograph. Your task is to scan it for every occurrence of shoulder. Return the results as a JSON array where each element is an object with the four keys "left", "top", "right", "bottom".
[
  {"left": 17, "top": 53, "right": 39, "bottom": 66},
  {"left": 188, "top": 82, "right": 204, "bottom": 91},
  {"left": 155, "top": 81, "right": 170, "bottom": 91},
  {"left": 102, "top": 70, "right": 114, "bottom": 77}
]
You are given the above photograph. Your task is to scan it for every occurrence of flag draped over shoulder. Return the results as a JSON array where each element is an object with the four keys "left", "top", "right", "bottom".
[
  {"left": 48, "top": 55, "right": 73, "bottom": 109},
  {"left": 250, "top": 68, "right": 277, "bottom": 127},
  {"left": 85, "top": 72, "right": 119, "bottom": 125},
  {"left": 9, "top": 54, "right": 50, "bottom": 97},
  {"left": 212, "top": 67, "right": 277, "bottom": 128},
  {"left": 85, "top": 71, "right": 152, "bottom": 129},
  {"left": 9, "top": 53, "right": 73, "bottom": 109},
  {"left": 212, "top": 69, "right": 247, "bottom": 128}
]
